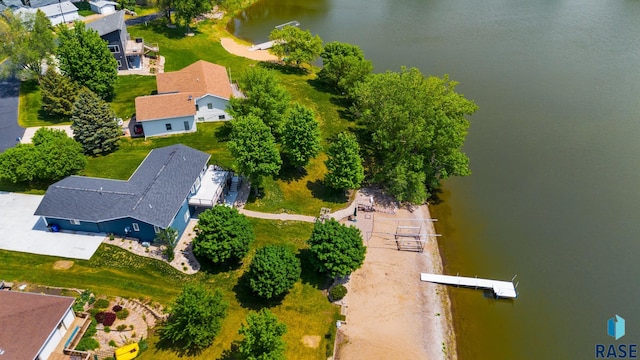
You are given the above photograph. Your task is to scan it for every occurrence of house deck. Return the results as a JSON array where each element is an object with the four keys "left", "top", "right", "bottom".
[{"left": 189, "top": 166, "right": 230, "bottom": 208}]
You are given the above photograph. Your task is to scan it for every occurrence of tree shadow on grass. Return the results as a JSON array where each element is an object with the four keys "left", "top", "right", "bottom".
[
  {"left": 218, "top": 342, "right": 241, "bottom": 360},
  {"left": 276, "top": 155, "right": 308, "bottom": 183},
  {"left": 306, "top": 180, "right": 348, "bottom": 204},
  {"left": 258, "top": 61, "right": 309, "bottom": 76},
  {"left": 147, "top": 20, "right": 202, "bottom": 40},
  {"left": 153, "top": 328, "right": 207, "bottom": 357},
  {"left": 214, "top": 121, "right": 232, "bottom": 142},
  {"left": 193, "top": 253, "right": 243, "bottom": 276},
  {"left": 297, "top": 249, "right": 331, "bottom": 290},
  {"left": 233, "top": 270, "right": 285, "bottom": 310}
]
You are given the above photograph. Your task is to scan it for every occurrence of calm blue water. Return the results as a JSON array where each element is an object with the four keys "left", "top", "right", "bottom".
[{"left": 231, "top": 1, "right": 640, "bottom": 358}]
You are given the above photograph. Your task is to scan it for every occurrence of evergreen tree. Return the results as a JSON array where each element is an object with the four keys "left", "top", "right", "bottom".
[
  {"left": 280, "top": 104, "right": 321, "bottom": 169},
  {"left": 71, "top": 89, "right": 121, "bottom": 155},
  {"left": 238, "top": 309, "right": 287, "bottom": 360},
  {"left": 324, "top": 132, "right": 365, "bottom": 191},
  {"left": 41, "top": 67, "right": 82, "bottom": 118},
  {"left": 56, "top": 21, "right": 118, "bottom": 100}
]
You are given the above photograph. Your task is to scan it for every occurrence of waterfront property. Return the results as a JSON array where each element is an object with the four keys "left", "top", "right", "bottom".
[
  {"left": 34, "top": 144, "right": 229, "bottom": 243},
  {"left": 0, "top": 291, "right": 83, "bottom": 360},
  {"left": 133, "top": 60, "right": 241, "bottom": 138}
]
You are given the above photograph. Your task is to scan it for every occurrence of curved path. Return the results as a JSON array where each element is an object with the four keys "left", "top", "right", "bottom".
[{"left": 238, "top": 208, "right": 317, "bottom": 223}]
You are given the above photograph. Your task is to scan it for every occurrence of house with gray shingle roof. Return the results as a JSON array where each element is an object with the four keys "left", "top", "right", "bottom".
[
  {"left": 14, "top": 0, "right": 79, "bottom": 25},
  {"left": 34, "top": 144, "right": 227, "bottom": 243},
  {"left": 86, "top": 10, "right": 144, "bottom": 71}
]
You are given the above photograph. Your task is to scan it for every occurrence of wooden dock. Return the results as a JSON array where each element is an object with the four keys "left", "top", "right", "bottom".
[{"left": 420, "top": 273, "right": 518, "bottom": 298}]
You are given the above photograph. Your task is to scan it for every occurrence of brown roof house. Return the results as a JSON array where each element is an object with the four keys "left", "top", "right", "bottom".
[
  {"left": 134, "top": 60, "right": 241, "bottom": 138},
  {"left": 0, "top": 291, "right": 77, "bottom": 360}
]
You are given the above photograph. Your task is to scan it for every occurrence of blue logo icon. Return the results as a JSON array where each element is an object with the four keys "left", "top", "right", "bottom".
[{"left": 608, "top": 315, "right": 626, "bottom": 340}]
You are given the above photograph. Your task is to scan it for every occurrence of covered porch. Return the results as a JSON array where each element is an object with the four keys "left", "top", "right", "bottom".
[{"left": 189, "top": 165, "right": 231, "bottom": 208}]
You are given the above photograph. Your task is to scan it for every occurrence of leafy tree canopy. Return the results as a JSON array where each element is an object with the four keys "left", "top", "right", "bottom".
[
  {"left": 227, "top": 114, "right": 282, "bottom": 190},
  {"left": 228, "top": 67, "right": 290, "bottom": 136},
  {"left": 71, "top": 89, "right": 121, "bottom": 155},
  {"left": 318, "top": 42, "right": 372, "bottom": 94},
  {"left": 0, "top": 9, "right": 55, "bottom": 80},
  {"left": 247, "top": 245, "right": 301, "bottom": 300},
  {"left": 269, "top": 26, "right": 322, "bottom": 67},
  {"left": 56, "top": 21, "right": 118, "bottom": 100},
  {"left": 238, "top": 308, "right": 287, "bottom": 360},
  {"left": 324, "top": 132, "right": 365, "bottom": 191},
  {"left": 351, "top": 67, "right": 478, "bottom": 204},
  {"left": 0, "top": 128, "right": 86, "bottom": 183},
  {"left": 192, "top": 205, "right": 255, "bottom": 265},
  {"left": 41, "top": 67, "right": 82, "bottom": 118},
  {"left": 280, "top": 103, "right": 321, "bottom": 169},
  {"left": 173, "top": 0, "right": 212, "bottom": 34},
  {"left": 307, "top": 219, "right": 366, "bottom": 278},
  {"left": 161, "top": 283, "right": 228, "bottom": 352}
]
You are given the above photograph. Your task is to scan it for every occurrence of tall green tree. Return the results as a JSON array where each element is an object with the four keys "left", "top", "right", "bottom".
[
  {"left": 307, "top": 219, "right": 366, "bottom": 279},
  {"left": 173, "top": 0, "right": 212, "bottom": 34},
  {"left": 71, "top": 89, "right": 121, "bottom": 155},
  {"left": 227, "top": 115, "right": 282, "bottom": 192},
  {"left": 228, "top": 67, "right": 290, "bottom": 136},
  {"left": 161, "top": 283, "right": 228, "bottom": 352},
  {"left": 280, "top": 104, "right": 321, "bottom": 169},
  {"left": 40, "top": 67, "right": 82, "bottom": 118},
  {"left": 352, "top": 67, "right": 478, "bottom": 204},
  {"left": 0, "top": 9, "right": 55, "bottom": 80},
  {"left": 269, "top": 26, "right": 322, "bottom": 67},
  {"left": 324, "top": 132, "right": 365, "bottom": 191},
  {"left": 318, "top": 42, "right": 372, "bottom": 94},
  {"left": 247, "top": 245, "right": 301, "bottom": 300},
  {"left": 238, "top": 309, "right": 287, "bottom": 360},
  {"left": 56, "top": 21, "right": 118, "bottom": 100},
  {"left": 192, "top": 205, "right": 255, "bottom": 265},
  {"left": 0, "top": 128, "right": 86, "bottom": 183}
]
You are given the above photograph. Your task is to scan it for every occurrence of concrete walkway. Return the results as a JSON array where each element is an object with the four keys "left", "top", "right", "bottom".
[{"left": 238, "top": 208, "right": 317, "bottom": 222}]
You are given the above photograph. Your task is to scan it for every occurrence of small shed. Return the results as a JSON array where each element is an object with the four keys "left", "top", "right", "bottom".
[{"left": 89, "top": 0, "right": 118, "bottom": 14}]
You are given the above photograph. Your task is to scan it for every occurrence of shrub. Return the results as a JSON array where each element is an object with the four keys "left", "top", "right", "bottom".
[
  {"left": 94, "top": 298, "right": 110, "bottom": 309},
  {"left": 103, "top": 312, "right": 117, "bottom": 326},
  {"left": 329, "top": 285, "right": 348, "bottom": 301},
  {"left": 104, "top": 326, "right": 111, "bottom": 333},
  {"left": 116, "top": 308, "right": 129, "bottom": 320},
  {"left": 112, "top": 305, "right": 123, "bottom": 312},
  {"left": 116, "top": 324, "right": 127, "bottom": 331},
  {"left": 108, "top": 340, "right": 117, "bottom": 347},
  {"left": 75, "top": 337, "right": 99, "bottom": 351},
  {"left": 139, "top": 338, "right": 148, "bottom": 353},
  {"left": 84, "top": 319, "right": 97, "bottom": 337},
  {"left": 94, "top": 311, "right": 106, "bottom": 324}
]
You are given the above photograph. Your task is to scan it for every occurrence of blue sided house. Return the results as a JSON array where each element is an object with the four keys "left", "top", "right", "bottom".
[{"left": 34, "top": 144, "right": 228, "bottom": 243}]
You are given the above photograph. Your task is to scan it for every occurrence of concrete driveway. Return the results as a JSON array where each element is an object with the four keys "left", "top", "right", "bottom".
[
  {"left": 0, "top": 77, "right": 23, "bottom": 152},
  {"left": 0, "top": 192, "right": 104, "bottom": 260}
]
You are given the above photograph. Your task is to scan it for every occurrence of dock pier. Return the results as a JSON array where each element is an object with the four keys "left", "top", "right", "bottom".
[{"left": 420, "top": 273, "right": 518, "bottom": 298}]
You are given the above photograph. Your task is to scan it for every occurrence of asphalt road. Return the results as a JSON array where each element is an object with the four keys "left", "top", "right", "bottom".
[{"left": 0, "top": 77, "right": 23, "bottom": 152}]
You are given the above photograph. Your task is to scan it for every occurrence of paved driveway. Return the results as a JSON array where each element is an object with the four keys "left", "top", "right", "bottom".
[
  {"left": 0, "top": 192, "right": 104, "bottom": 260},
  {"left": 0, "top": 77, "right": 23, "bottom": 152}
]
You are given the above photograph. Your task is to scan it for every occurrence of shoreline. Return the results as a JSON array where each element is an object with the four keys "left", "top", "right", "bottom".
[{"left": 215, "top": 16, "right": 457, "bottom": 358}]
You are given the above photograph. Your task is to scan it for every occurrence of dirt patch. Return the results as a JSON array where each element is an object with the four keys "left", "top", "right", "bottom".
[
  {"left": 302, "top": 335, "right": 321, "bottom": 348},
  {"left": 53, "top": 260, "right": 74, "bottom": 270}
]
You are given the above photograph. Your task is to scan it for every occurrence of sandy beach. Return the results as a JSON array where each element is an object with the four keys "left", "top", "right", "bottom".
[
  {"left": 220, "top": 37, "right": 278, "bottom": 61},
  {"left": 335, "top": 199, "right": 456, "bottom": 359}
]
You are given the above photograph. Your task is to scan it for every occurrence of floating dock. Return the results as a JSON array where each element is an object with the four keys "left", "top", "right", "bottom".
[
  {"left": 420, "top": 273, "right": 518, "bottom": 298},
  {"left": 249, "top": 40, "right": 275, "bottom": 51},
  {"left": 275, "top": 20, "right": 300, "bottom": 30}
]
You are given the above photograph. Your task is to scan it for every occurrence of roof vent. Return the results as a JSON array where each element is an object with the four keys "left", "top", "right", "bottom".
[
  {"left": 149, "top": 204, "right": 152, "bottom": 209},
  {"left": 0, "top": 348, "right": 5, "bottom": 355},
  {"left": 188, "top": 95, "right": 193, "bottom": 101}
]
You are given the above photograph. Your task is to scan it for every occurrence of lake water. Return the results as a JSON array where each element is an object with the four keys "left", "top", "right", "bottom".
[{"left": 229, "top": 1, "right": 640, "bottom": 358}]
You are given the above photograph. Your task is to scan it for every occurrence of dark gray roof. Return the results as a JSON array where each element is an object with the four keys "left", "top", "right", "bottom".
[
  {"left": 28, "top": 0, "right": 58, "bottom": 8},
  {"left": 34, "top": 144, "right": 211, "bottom": 228},
  {"left": 2, "top": 0, "right": 24, "bottom": 9},
  {"left": 86, "top": 9, "right": 125, "bottom": 36}
]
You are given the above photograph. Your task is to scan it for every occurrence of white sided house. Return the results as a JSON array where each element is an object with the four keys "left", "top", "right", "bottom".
[
  {"left": 15, "top": 1, "right": 79, "bottom": 25},
  {"left": 134, "top": 60, "right": 241, "bottom": 138},
  {"left": 88, "top": 0, "right": 117, "bottom": 14}
]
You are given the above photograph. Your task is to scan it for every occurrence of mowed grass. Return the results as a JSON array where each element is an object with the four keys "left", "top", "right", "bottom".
[
  {"left": 112, "top": 75, "right": 157, "bottom": 119},
  {"left": 18, "top": 80, "right": 71, "bottom": 127}
]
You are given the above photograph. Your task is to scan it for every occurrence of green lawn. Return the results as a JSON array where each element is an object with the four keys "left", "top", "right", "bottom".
[
  {"left": 18, "top": 80, "right": 71, "bottom": 127},
  {"left": 0, "top": 218, "right": 339, "bottom": 359},
  {"left": 112, "top": 75, "right": 157, "bottom": 119}
]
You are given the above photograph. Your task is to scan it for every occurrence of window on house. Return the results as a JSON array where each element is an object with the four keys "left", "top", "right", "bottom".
[
  {"left": 184, "top": 121, "right": 190, "bottom": 131},
  {"left": 165, "top": 123, "right": 172, "bottom": 131},
  {"left": 207, "top": 103, "right": 213, "bottom": 109},
  {"left": 195, "top": 104, "right": 199, "bottom": 111},
  {"left": 154, "top": 225, "right": 161, "bottom": 234},
  {"left": 218, "top": 115, "right": 226, "bottom": 120},
  {"left": 132, "top": 223, "right": 139, "bottom": 232},
  {"left": 184, "top": 209, "right": 190, "bottom": 222},
  {"left": 197, "top": 117, "right": 205, "bottom": 122},
  {"left": 108, "top": 45, "right": 120, "bottom": 53},
  {"left": 70, "top": 219, "right": 80, "bottom": 225}
]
